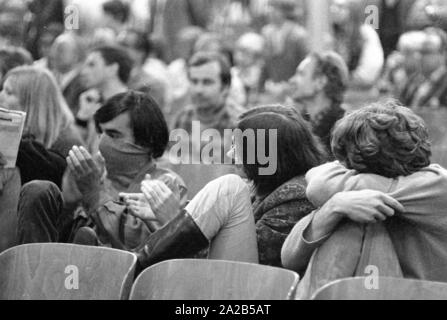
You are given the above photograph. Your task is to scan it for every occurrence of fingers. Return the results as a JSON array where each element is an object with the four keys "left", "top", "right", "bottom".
[
  {"left": 119, "top": 193, "right": 143, "bottom": 202},
  {"left": 377, "top": 203, "right": 395, "bottom": 218},
  {"left": 372, "top": 211, "right": 387, "bottom": 222},
  {"left": 380, "top": 194, "right": 405, "bottom": 213},
  {"left": 78, "top": 146, "right": 96, "bottom": 169},
  {"left": 68, "top": 146, "right": 98, "bottom": 175}
]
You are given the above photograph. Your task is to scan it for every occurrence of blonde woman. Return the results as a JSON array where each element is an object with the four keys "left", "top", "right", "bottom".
[{"left": 0, "top": 66, "right": 84, "bottom": 186}]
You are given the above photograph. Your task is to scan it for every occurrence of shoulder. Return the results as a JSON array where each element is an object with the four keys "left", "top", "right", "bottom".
[{"left": 254, "top": 176, "right": 310, "bottom": 218}]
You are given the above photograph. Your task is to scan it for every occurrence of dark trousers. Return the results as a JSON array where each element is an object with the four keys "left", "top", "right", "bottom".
[{"left": 17, "top": 181, "right": 86, "bottom": 244}]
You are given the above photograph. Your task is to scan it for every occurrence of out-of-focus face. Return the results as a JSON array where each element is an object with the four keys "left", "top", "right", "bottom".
[
  {"left": 0, "top": 78, "right": 20, "bottom": 110},
  {"left": 189, "top": 61, "right": 228, "bottom": 111},
  {"left": 420, "top": 36, "right": 445, "bottom": 76},
  {"left": 289, "top": 57, "right": 322, "bottom": 101},
  {"left": 234, "top": 46, "right": 258, "bottom": 69},
  {"left": 117, "top": 31, "right": 145, "bottom": 66},
  {"left": 51, "top": 38, "right": 80, "bottom": 73},
  {"left": 330, "top": 0, "right": 350, "bottom": 25},
  {"left": 80, "top": 51, "right": 110, "bottom": 89}
]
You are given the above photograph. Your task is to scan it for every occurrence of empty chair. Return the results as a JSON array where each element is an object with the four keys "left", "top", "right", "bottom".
[
  {"left": 130, "top": 259, "right": 299, "bottom": 300},
  {"left": 312, "top": 277, "right": 447, "bottom": 300},
  {"left": 0, "top": 244, "right": 137, "bottom": 300}
]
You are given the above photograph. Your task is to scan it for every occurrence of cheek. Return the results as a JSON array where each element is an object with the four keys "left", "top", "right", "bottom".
[{"left": 3, "top": 95, "right": 20, "bottom": 109}]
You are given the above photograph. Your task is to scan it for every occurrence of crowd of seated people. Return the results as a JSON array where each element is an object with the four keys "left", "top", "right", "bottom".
[{"left": 1, "top": 0, "right": 447, "bottom": 300}]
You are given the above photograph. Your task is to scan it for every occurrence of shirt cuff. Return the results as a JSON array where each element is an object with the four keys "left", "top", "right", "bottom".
[{"left": 301, "top": 212, "right": 331, "bottom": 245}]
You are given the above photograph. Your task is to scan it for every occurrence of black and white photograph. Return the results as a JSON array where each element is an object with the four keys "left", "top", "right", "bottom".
[{"left": 0, "top": 0, "right": 447, "bottom": 307}]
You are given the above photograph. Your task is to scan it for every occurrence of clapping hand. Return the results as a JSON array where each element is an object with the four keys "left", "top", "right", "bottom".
[{"left": 119, "top": 192, "right": 157, "bottom": 222}]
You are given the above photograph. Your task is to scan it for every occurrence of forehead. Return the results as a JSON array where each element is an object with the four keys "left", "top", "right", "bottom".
[
  {"left": 99, "top": 112, "right": 132, "bottom": 132},
  {"left": 189, "top": 61, "right": 221, "bottom": 80}
]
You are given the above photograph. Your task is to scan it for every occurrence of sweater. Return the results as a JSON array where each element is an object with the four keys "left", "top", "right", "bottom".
[{"left": 283, "top": 161, "right": 447, "bottom": 282}]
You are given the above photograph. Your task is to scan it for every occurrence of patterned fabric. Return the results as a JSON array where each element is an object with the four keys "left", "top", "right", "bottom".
[{"left": 251, "top": 176, "right": 315, "bottom": 267}]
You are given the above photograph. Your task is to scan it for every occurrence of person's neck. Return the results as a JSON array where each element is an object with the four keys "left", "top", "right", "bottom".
[
  {"left": 100, "top": 79, "right": 127, "bottom": 100},
  {"left": 299, "top": 94, "right": 333, "bottom": 121}
]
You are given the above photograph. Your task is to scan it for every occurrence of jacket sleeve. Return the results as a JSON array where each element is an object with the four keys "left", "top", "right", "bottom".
[{"left": 281, "top": 211, "right": 331, "bottom": 275}]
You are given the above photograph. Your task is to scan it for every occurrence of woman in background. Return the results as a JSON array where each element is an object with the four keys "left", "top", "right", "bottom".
[{"left": 0, "top": 66, "right": 84, "bottom": 186}]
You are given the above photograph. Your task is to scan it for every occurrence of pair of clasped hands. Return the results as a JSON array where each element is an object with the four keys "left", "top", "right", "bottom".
[
  {"left": 66, "top": 146, "right": 180, "bottom": 226},
  {"left": 119, "top": 177, "right": 181, "bottom": 226}
]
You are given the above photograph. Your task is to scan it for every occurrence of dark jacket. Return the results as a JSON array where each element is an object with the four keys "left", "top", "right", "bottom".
[
  {"left": 17, "top": 137, "right": 66, "bottom": 188},
  {"left": 252, "top": 176, "right": 315, "bottom": 267}
]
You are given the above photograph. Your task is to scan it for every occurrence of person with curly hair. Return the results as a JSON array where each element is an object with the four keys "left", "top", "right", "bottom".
[{"left": 282, "top": 100, "right": 447, "bottom": 297}]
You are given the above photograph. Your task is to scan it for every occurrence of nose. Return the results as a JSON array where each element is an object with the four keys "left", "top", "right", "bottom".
[{"left": 226, "top": 146, "right": 235, "bottom": 160}]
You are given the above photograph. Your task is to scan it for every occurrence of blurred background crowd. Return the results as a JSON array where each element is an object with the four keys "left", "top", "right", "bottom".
[{"left": 1, "top": 0, "right": 447, "bottom": 123}]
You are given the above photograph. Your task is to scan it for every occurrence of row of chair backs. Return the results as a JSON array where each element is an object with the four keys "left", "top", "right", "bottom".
[
  {"left": 0, "top": 244, "right": 299, "bottom": 300},
  {"left": 0, "top": 244, "right": 136, "bottom": 300},
  {"left": 130, "top": 259, "right": 299, "bottom": 300},
  {"left": 312, "top": 277, "right": 447, "bottom": 300},
  {"left": 3, "top": 244, "right": 447, "bottom": 300}
]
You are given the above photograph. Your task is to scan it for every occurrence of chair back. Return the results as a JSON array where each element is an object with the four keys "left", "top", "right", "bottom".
[
  {"left": 130, "top": 259, "right": 299, "bottom": 300},
  {"left": 0, "top": 244, "right": 137, "bottom": 300},
  {"left": 312, "top": 277, "right": 447, "bottom": 300}
]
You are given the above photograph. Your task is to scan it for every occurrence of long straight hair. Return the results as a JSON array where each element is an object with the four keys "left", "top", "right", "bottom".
[
  {"left": 238, "top": 105, "right": 327, "bottom": 196},
  {"left": 4, "top": 66, "right": 74, "bottom": 148}
]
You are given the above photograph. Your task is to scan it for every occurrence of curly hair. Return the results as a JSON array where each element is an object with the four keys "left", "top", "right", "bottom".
[{"left": 331, "top": 100, "right": 432, "bottom": 178}]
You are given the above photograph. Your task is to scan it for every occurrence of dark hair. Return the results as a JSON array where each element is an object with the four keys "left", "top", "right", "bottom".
[
  {"left": 238, "top": 105, "right": 326, "bottom": 195},
  {"left": 94, "top": 91, "right": 169, "bottom": 159},
  {"left": 118, "top": 29, "right": 152, "bottom": 60},
  {"left": 102, "top": 0, "right": 130, "bottom": 23},
  {"left": 331, "top": 100, "right": 431, "bottom": 178},
  {"left": 0, "top": 46, "right": 33, "bottom": 80},
  {"left": 188, "top": 51, "right": 232, "bottom": 88},
  {"left": 310, "top": 51, "right": 349, "bottom": 108},
  {"left": 92, "top": 45, "right": 133, "bottom": 84}
]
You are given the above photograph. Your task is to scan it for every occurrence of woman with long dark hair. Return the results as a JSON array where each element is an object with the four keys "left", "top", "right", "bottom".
[{"left": 123, "top": 105, "right": 326, "bottom": 270}]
